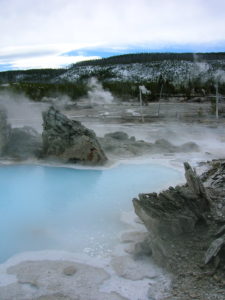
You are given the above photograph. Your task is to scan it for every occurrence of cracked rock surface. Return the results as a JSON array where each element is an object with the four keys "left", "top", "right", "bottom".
[
  {"left": 42, "top": 107, "right": 107, "bottom": 165},
  {"left": 133, "top": 159, "right": 225, "bottom": 299}
]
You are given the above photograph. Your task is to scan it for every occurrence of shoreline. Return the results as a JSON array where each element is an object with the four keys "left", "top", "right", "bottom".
[
  {"left": 0, "top": 108, "right": 225, "bottom": 299},
  {"left": 0, "top": 158, "right": 184, "bottom": 300},
  {"left": 1, "top": 156, "right": 221, "bottom": 299}
]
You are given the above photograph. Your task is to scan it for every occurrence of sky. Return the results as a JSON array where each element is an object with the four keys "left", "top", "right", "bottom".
[{"left": 0, "top": 0, "right": 225, "bottom": 71}]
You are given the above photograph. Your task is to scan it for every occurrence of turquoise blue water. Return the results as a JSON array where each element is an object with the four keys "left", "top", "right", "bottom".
[{"left": 0, "top": 164, "right": 181, "bottom": 262}]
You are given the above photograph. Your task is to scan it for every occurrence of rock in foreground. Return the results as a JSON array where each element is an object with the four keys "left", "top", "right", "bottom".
[
  {"left": 133, "top": 160, "right": 225, "bottom": 300},
  {"left": 133, "top": 162, "right": 211, "bottom": 264},
  {"left": 42, "top": 107, "right": 107, "bottom": 165}
]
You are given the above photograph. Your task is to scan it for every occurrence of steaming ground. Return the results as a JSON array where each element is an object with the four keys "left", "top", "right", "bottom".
[
  {"left": 67, "top": 103, "right": 225, "bottom": 166},
  {"left": 1, "top": 91, "right": 224, "bottom": 163},
  {"left": 0, "top": 92, "right": 225, "bottom": 299}
]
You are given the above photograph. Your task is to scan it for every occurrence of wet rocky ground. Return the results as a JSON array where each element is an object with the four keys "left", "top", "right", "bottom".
[{"left": 162, "top": 222, "right": 225, "bottom": 300}]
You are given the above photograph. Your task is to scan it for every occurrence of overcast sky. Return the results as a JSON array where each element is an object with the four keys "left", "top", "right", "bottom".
[{"left": 0, "top": 0, "right": 225, "bottom": 70}]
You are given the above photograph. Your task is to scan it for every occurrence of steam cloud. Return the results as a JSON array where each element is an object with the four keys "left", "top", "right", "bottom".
[
  {"left": 87, "top": 77, "right": 114, "bottom": 105},
  {"left": 0, "top": 91, "right": 46, "bottom": 132},
  {"left": 191, "top": 54, "right": 225, "bottom": 85},
  {"left": 0, "top": 89, "right": 81, "bottom": 132}
]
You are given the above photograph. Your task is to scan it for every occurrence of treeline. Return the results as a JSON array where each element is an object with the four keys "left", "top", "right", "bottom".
[
  {"left": 74, "top": 52, "right": 225, "bottom": 67},
  {"left": 0, "top": 68, "right": 66, "bottom": 84},
  {"left": 1, "top": 77, "right": 224, "bottom": 103},
  {"left": 103, "top": 77, "right": 225, "bottom": 101},
  {"left": 0, "top": 82, "right": 88, "bottom": 101}
]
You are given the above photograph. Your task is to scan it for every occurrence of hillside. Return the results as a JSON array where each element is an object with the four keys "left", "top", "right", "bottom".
[
  {"left": 1, "top": 52, "right": 225, "bottom": 101},
  {"left": 74, "top": 52, "right": 225, "bottom": 66},
  {"left": 58, "top": 53, "right": 225, "bottom": 85},
  {"left": 0, "top": 68, "right": 66, "bottom": 84},
  {"left": 59, "top": 60, "right": 225, "bottom": 84}
]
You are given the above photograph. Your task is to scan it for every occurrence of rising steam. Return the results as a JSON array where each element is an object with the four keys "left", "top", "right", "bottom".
[{"left": 87, "top": 77, "right": 114, "bottom": 105}]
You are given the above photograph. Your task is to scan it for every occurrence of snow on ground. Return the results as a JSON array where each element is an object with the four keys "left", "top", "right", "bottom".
[{"left": 57, "top": 60, "right": 225, "bottom": 84}]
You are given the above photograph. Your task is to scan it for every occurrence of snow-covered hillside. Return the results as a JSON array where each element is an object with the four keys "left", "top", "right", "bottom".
[{"left": 57, "top": 60, "right": 225, "bottom": 84}]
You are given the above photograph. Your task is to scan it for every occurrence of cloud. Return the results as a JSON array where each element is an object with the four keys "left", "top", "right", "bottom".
[
  {"left": 0, "top": 44, "right": 101, "bottom": 69},
  {"left": 0, "top": 0, "right": 225, "bottom": 69},
  {"left": 4, "top": 54, "right": 100, "bottom": 70}
]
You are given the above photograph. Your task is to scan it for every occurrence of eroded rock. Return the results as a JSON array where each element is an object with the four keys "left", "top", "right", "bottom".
[
  {"left": 205, "top": 233, "right": 225, "bottom": 264},
  {"left": 133, "top": 159, "right": 225, "bottom": 285},
  {"left": 133, "top": 162, "right": 212, "bottom": 266},
  {"left": 42, "top": 107, "right": 107, "bottom": 165}
]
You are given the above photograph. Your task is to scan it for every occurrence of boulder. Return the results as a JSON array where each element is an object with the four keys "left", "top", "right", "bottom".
[
  {"left": 154, "top": 139, "right": 199, "bottom": 153},
  {"left": 99, "top": 132, "right": 199, "bottom": 157},
  {"left": 153, "top": 138, "right": 178, "bottom": 152},
  {"left": 42, "top": 107, "right": 107, "bottom": 165},
  {"left": 104, "top": 131, "right": 129, "bottom": 141}
]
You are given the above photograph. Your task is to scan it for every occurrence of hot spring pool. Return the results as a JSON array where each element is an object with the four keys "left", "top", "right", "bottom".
[{"left": 0, "top": 163, "right": 181, "bottom": 263}]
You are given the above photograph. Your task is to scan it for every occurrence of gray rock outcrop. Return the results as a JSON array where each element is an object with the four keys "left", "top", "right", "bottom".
[
  {"left": 0, "top": 108, "right": 199, "bottom": 163},
  {"left": 0, "top": 109, "right": 10, "bottom": 155},
  {"left": 133, "top": 161, "right": 225, "bottom": 269},
  {"left": 99, "top": 131, "right": 199, "bottom": 157},
  {"left": 205, "top": 233, "right": 225, "bottom": 265},
  {"left": 42, "top": 107, "right": 107, "bottom": 165}
]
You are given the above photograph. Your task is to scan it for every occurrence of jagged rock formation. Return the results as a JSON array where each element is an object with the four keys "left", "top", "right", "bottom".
[
  {"left": 133, "top": 162, "right": 209, "bottom": 265},
  {"left": 42, "top": 107, "right": 107, "bottom": 165},
  {"left": 133, "top": 161, "right": 225, "bottom": 268},
  {"left": 99, "top": 131, "right": 199, "bottom": 157},
  {"left": 205, "top": 232, "right": 225, "bottom": 266},
  {"left": 0, "top": 108, "right": 199, "bottom": 163}
]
